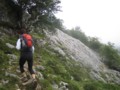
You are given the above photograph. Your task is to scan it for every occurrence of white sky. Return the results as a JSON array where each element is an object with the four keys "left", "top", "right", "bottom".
[{"left": 56, "top": 0, "right": 120, "bottom": 46}]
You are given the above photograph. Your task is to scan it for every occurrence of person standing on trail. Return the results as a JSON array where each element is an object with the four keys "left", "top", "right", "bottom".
[{"left": 16, "top": 28, "right": 36, "bottom": 81}]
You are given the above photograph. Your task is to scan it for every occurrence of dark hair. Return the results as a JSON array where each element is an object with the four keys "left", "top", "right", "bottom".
[
  {"left": 21, "top": 28, "right": 26, "bottom": 34},
  {"left": 17, "top": 28, "right": 27, "bottom": 34}
]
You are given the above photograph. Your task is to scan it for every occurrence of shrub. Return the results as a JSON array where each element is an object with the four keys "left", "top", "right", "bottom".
[
  {"left": 84, "top": 83, "right": 97, "bottom": 90},
  {"left": 68, "top": 81, "right": 80, "bottom": 90},
  {"left": 100, "top": 43, "right": 120, "bottom": 71}
]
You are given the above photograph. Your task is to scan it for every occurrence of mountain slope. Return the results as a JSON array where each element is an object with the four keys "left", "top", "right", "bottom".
[
  {"left": 1, "top": 29, "right": 120, "bottom": 90},
  {"left": 45, "top": 29, "right": 120, "bottom": 84}
]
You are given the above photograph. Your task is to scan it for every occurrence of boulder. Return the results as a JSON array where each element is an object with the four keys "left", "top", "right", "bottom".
[{"left": 6, "top": 43, "right": 15, "bottom": 49}]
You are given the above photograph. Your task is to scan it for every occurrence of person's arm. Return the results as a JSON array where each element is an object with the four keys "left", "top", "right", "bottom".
[{"left": 16, "top": 39, "right": 21, "bottom": 50}]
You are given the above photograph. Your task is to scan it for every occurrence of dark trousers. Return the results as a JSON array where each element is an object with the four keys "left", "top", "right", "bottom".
[{"left": 19, "top": 52, "right": 35, "bottom": 74}]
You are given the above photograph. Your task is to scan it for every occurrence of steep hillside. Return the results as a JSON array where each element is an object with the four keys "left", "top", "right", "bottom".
[
  {"left": 45, "top": 29, "right": 120, "bottom": 84},
  {"left": 1, "top": 29, "right": 120, "bottom": 90}
]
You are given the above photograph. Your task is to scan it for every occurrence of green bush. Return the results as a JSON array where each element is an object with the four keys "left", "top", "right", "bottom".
[
  {"left": 100, "top": 43, "right": 120, "bottom": 71},
  {"left": 68, "top": 81, "right": 80, "bottom": 90},
  {"left": 83, "top": 81, "right": 120, "bottom": 90},
  {"left": 84, "top": 83, "right": 97, "bottom": 90},
  {"left": 88, "top": 37, "right": 102, "bottom": 51},
  {"left": 40, "top": 80, "right": 53, "bottom": 90},
  {"left": 0, "top": 50, "right": 9, "bottom": 68},
  {"left": 0, "top": 87, "right": 6, "bottom": 90}
]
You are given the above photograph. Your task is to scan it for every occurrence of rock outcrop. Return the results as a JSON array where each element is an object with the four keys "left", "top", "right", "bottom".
[{"left": 45, "top": 29, "right": 120, "bottom": 84}]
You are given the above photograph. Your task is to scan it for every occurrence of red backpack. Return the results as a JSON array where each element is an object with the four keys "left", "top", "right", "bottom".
[{"left": 21, "top": 34, "right": 33, "bottom": 48}]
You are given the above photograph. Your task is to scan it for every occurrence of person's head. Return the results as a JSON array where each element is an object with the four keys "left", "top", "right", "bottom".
[
  {"left": 17, "top": 28, "right": 26, "bottom": 35},
  {"left": 21, "top": 28, "right": 26, "bottom": 34}
]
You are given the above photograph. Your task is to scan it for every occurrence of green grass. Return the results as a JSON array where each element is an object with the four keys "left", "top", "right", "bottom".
[{"left": 83, "top": 81, "right": 120, "bottom": 90}]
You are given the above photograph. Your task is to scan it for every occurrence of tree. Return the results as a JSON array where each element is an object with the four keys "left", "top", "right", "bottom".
[
  {"left": 100, "top": 42, "right": 120, "bottom": 71},
  {"left": 88, "top": 37, "right": 102, "bottom": 51},
  {"left": 0, "top": 0, "right": 62, "bottom": 32},
  {"left": 64, "top": 26, "right": 89, "bottom": 45}
]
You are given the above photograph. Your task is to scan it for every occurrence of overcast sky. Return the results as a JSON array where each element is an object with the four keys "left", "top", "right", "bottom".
[{"left": 56, "top": 0, "right": 120, "bottom": 46}]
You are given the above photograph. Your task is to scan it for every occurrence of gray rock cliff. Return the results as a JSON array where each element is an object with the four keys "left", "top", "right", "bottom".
[{"left": 45, "top": 29, "right": 120, "bottom": 84}]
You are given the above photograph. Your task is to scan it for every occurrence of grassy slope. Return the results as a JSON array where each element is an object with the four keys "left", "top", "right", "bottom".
[{"left": 0, "top": 32, "right": 120, "bottom": 90}]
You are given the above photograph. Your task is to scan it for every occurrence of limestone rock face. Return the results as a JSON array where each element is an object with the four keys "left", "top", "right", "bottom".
[{"left": 45, "top": 29, "right": 120, "bottom": 84}]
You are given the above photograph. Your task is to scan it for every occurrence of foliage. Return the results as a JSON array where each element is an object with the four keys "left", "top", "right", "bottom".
[
  {"left": 64, "top": 26, "right": 89, "bottom": 45},
  {"left": 88, "top": 37, "right": 102, "bottom": 51},
  {"left": 0, "top": 35, "right": 19, "bottom": 90},
  {"left": 0, "top": 0, "right": 63, "bottom": 31},
  {"left": 40, "top": 79, "right": 53, "bottom": 90},
  {"left": 84, "top": 81, "right": 120, "bottom": 90},
  {"left": 68, "top": 81, "right": 80, "bottom": 90},
  {"left": 84, "top": 84, "right": 97, "bottom": 90},
  {"left": 100, "top": 42, "right": 120, "bottom": 71}
]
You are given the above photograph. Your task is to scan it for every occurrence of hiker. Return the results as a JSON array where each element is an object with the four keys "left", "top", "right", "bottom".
[{"left": 16, "top": 28, "right": 36, "bottom": 81}]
